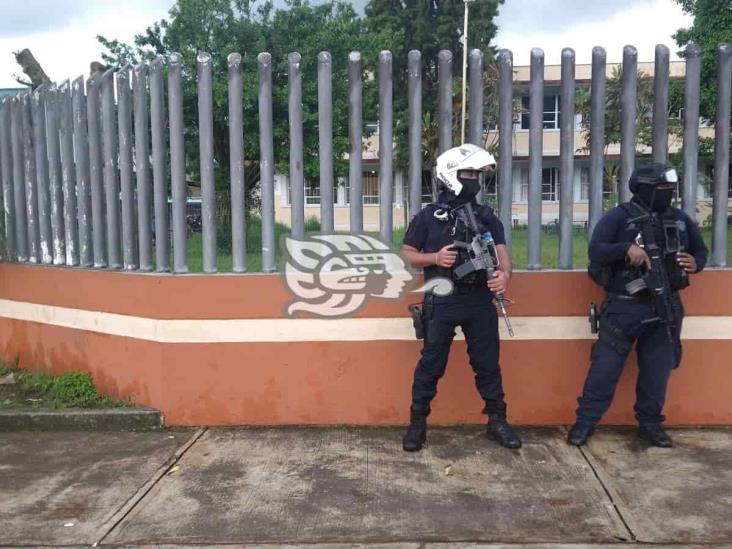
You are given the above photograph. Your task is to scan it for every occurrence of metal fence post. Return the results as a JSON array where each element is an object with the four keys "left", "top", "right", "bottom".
[
  {"left": 228, "top": 53, "right": 246, "bottom": 273},
  {"left": 682, "top": 42, "right": 701, "bottom": 220},
  {"left": 32, "top": 87, "right": 52, "bottom": 264},
  {"left": 407, "top": 50, "right": 422, "bottom": 219},
  {"left": 378, "top": 51, "right": 394, "bottom": 246},
  {"left": 87, "top": 75, "right": 107, "bottom": 267},
  {"left": 348, "top": 51, "right": 363, "bottom": 233},
  {"left": 318, "top": 51, "right": 334, "bottom": 233},
  {"left": 59, "top": 81, "right": 79, "bottom": 266},
  {"left": 45, "top": 86, "right": 66, "bottom": 265},
  {"left": 438, "top": 50, "right": 453, "bottom": 155},
  {"left": 712, "top": 44, "right": 732, "bottom": 267},
  {"left": 652, "top": 45, "right": 670, "bottom": 164},
  {"left": 21, "top": 93, "right": 40, "bottom": 262},
  {"left": 468, "top": 49, "right": 484, "bottom": 204},
  {"left": 72, "top": 76, "right": 93, "bottom": 267},
  {"left": 168, "top": 53, "right": 187, "bottom": 273},
  {"left": 117, "top": 68, "right": 137, "bottom": 270},
  {"left": 258, "top": 52, "right": 276, "bottom": 273},
  {"left": 197, "top": 52, "right": 217, "bottom": 273},
  {"left": 619, "top": 45, "right": 638, "bottom": 204},
  {"left": 101, "top": 69, "right": 122, "bottom": 268},
  {"left": 0, "top": 99, "right": 16, "bottom": 259},
  {"left": 589, "top": 47, "right": 607, "bottom": 238},
  {"left": 288, "top": 52, "right": 305, "bottom": 240},
  {"left": 528, "top": 48, "right": 544, "bottom": 270},
  {"left": 559, "top": 48, "right": 575, "bottom": 270},
  {"left": 133, "top": 63, "right": 153, "bottom": 271},
  {"left": 11, "top": 96, "right": 29, "bottom": 262},
  {"left": 497, "top": 49, "right": 513, "bottom": 249},
  {"left": 149, "top": 56, "right": 169, "bottom": 272}
]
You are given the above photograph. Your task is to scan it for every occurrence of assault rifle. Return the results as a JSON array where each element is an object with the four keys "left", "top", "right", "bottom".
[
  {"left": 451, "top": 202, "right": 515, "bottom": 337},
  {"left": 624, "top": 205, "right": 677, "bottom": 343}
]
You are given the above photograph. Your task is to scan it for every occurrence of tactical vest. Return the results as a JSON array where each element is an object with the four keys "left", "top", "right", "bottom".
[{"left": 588, "top": 203, "right": 689, "bottom": 293}]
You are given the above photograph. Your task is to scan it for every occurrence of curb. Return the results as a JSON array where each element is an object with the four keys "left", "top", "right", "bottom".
[{"left": 0, "top": 407, "right": 164, "bottom": 431}]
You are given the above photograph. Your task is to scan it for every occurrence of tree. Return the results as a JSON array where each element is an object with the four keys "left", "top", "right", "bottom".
[
  {"left": 674, "top": 0, "right": 732, "bottom": 122},
  {"left": 363, "top": 0, "right": 504, "bottom": 172},
  {"left": 98, "top": 0, "right": 374, "bottom": 217}
]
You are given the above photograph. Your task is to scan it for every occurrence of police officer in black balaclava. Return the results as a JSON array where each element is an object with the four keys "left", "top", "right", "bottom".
[
  {"left": 568, "top": 162, "right": 708, "bottom": 447},
  {"left": 401, "top": 144, "right": 521, "bottom": 452}
]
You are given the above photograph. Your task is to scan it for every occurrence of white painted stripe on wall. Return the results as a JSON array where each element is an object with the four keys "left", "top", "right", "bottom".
[{"left": 0, "top": 299, "right": 730, "bottom": 343}]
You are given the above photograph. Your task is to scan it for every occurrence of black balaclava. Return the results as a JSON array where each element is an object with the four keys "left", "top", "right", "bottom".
[
  {"left": 457, "top": 173, "right": 481, "bottom": 201},
  {"left": 636, "top": 185, "right": 673, "bottom": 212}
]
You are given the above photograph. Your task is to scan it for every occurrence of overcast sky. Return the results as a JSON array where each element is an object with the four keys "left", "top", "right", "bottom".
[{"left": 0, "top": 0, "right": 693, "bottom": 88}]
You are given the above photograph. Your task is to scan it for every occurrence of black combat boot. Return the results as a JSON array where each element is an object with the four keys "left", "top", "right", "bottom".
[
  {"left": 402, "top": 407, "right": 429, "bottom": 452},
  {"left": 487, "top": 415, "right": 522, "bottom": 449},
  {"left": 638, "top": 424, "right": 673, "bottom": 447},
  {"left": 567, "top": 422, "right": 595, "bottom": 446}
]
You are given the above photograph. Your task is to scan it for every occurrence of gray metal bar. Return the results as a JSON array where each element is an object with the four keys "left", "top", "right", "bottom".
[
  {"left": 59, "top": 81, "right": 79, "bottom": 266},
  {"left": 72, "top": 76, "right": 92, "bottom": 267},
  {"left": 168, "top": 53, "right": 187, "bottom": 273},
  {"left": 101, "top": 69, "right": 122, "bottom": 268},
  {"left": 197, "top": 52, "right": 216, "bottom": 274},
  {"left": 117, "top": 68, "right": 137, "bottom": 270},
  {"left": 87, "top": 75, "right": 106, "bottom": 267},
  {"left": 589, "top": 47, "right": 607, "bottom": 238},
  {"left": 619, "top": 45, "right": 637, "bottom": 204},
  {"left": 527, "top": 48, "right": 544, "bottom": 270},
  {"left": 378, "top": 50, "right": 393, "bottom": 245},
  {"left": 11, "top": 96, "right": 28, "bottom": 261},
  {"left": 712, "top": 44, "right": 732, "bottom": 267},
  {"left": 682, "top": 42, "right": 701, "bottom": 219},
  {"left": 558, "top": 48, "right": 575, "bottom": 270},
  {"left": 652, "top": 44, "right": 670, "bottom": 164},
  {"left": 318, "top": 51, "right": 334, "bottom": 233},
  {"left": 45, "top": 86, "right": 65, "bottom": 265},
  {"left": 438, "top": 50, "right": 453, "bottom": 154},
  {"left": 408, "top": 50, "right": 422, "bottom": 219},
  {"left": 258, "top": 52, "right": 276, "bottom": 272},
  {"left": 228, "top": 52, "right": 246, "bottom": 272},
  {"left": 32, "top": 87, "right": 52, "bottom": 264},
  {"left": 468, "top": 49, "right": 483, "bottom": 146},
  {"left": 149, "top": 56, "right": 168, "bottom": 271},
  {"left": 497, "top": 49, "right": 513, "bottom": 249},
  {"left": 288, "top": 51, "right": 305, "bottom": 240},
  {"left": 0, "top": 98, "right": 15, "bottom": 259},
  {"left": 468, "top": 49, "right": 484, "bottom": 204},
  {"left": 133, "top": 63, "right": 153, "bottom": 271},
  {"left": 348, "top": 51, "right": 363, "bottom": 233},
  {"left": 21, "top": 93, "right": 40, "bottom": 262}
]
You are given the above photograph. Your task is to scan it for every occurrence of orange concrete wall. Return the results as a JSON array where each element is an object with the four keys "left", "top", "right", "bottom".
[{"left": 1, "top": 263, "right": 731, "bottom": 426}]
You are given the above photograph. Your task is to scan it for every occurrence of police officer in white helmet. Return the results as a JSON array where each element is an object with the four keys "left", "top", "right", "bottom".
[{"left": 401, "top": 144, "right": 521, "bottom": 451}]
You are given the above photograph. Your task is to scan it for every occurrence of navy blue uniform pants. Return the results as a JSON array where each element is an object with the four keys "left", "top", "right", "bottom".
[
  {"left": 576, "top": 296, "right": 683, "bottom": 426},
  {"left": 410, "top": 286, "right": 507, "bottom": 417}
]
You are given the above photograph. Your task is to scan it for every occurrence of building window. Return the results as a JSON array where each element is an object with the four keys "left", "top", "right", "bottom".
[
  {"left": 482, "top": 171, "right": 498, "bottom": 207},
  {"left": 542, "top": 168, "right": 559, "bottom": 201},
  {"left": 519, "top": 167, "right": 529, "bottom": 201},
  {"left": 520, "top": 94, "right": 561, "bottom": 130},
  {"left": 305, "top": 180, "right": 320, "bottom": 205},
  {"left": 580, "top": 167, "right": 590, "bottom": 201},
  {"left": 363, "top": 170, "right": 379, "bottom": 204}
]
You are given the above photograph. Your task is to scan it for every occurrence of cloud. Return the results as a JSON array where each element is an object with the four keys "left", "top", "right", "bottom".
[{"left": 494, "top": 0, "right": 693, "bottom": 64}]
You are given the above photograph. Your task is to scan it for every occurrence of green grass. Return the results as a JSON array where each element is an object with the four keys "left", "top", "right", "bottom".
[
  {"left": 0, "top": 363, "right": 133, "bottom": 409},
  {"left": 181, "top": 217, "right": 732, "bottom": 273}
]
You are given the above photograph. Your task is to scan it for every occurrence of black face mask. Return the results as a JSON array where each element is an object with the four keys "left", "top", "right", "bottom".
[
  {"left": 457, "top": 176, "right": 481, "bottom": 200},
  {"left": 636, "top": 186, "right": 673, "bottom": 212}
]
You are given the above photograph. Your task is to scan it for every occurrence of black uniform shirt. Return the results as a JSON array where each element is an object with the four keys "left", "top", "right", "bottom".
[
  {"left": 589, "top": 200, "right": 708, "bottom": 294},
  {"left": 403, "top": 193, "right": 506, "bottom": 283}
]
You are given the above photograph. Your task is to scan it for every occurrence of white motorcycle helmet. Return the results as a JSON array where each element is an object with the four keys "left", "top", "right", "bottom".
[{"left": 435, "top": 143, "right": 496, "bottom": 198}]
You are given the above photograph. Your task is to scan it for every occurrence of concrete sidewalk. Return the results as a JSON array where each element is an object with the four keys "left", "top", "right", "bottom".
[{"left": 1, "top": 426, "right": 731, "bottom": 547}]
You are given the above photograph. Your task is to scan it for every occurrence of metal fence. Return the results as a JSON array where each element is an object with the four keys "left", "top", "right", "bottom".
[{"left": 0, "top": 43, "right": 730, "bottom": 274}]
